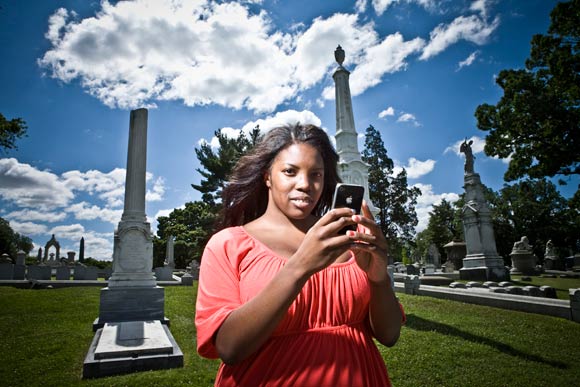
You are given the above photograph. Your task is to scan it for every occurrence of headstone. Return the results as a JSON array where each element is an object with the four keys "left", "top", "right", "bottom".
[
  {"left": 74, "top": 265, "right": 86, "bottom": 280},
  {"left": 427, "top": 243, "right": 441, "bottom": 269},
  {"left": 443, "top": 240, "right": 466, "bottom": 270},
  {"left": 406, "top": 264, "right": 418, "bottom": 275},
  {"left": 155, "top": 266, "right": 173, "bottom": 281},
  {"left": 466, "top": 281, "right": 483, "bottom": 288},
  {"left": 505, "top": 286, "right": 524, "bottom": 295},
  {"left": 482, "top": 281, "right": 499, "bottom": 288},
  {"left": 449, "top": 282, "right": 467, "bottom": 289},
  {"left": 44, "top": 234, "right": 61, "bottom": 263},
  {"left": 498, "top": 281, "right": 513, "bottom": 287},
  {"left": 13, "top": 264, "right": 26, "bottom": 280},
  {"left": 85, "top": 266, "right": 98, "bottom": 280},
  {"left": 404, "top": 275, "right": 421, "bottom": 295},
  {"left": 56, "top": 266, "right": 71, "bottom": 280},
  {"left": 27, "top": 265, "right": 51, "bottom": 280},
  {"left": 0, "top": 262, "right": 14, "bottom": 279},
  {"left": 189, "top": 260, "right": 200, "bottom": 280},
  {"left": 540, "top": 285, "right": 557, "bottom": 299},
  {"left": 180, "top": 272, "right": 193, "bottom": 286},
  {"left": 37, "top": 248, "right": 42, "bottom": 263},
  {"left": 510, "top": 236, "right": 538, "bottom": 275},
  {"left": 488, "top": 287, "right": 507, "bottom": 294},
  {"left": 523, "top": 286, "right": 542, "bottom": 297},
  {"left": 424, "top": 264, "right": 435, "bottom": 274},
  {"left": 103, "top": 267, "right": 113, "bottom": 280}
]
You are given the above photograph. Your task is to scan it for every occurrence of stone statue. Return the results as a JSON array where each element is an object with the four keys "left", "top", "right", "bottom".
[
  {"left": 513, "top": 236, "right": 532, "bottom": 252},
  {"left": 460, "top": 139, "right": 475, "bottom": 174}
]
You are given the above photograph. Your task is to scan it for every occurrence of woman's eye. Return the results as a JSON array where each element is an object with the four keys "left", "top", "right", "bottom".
[{"left": 283, "top": 168, "right": 295, "bottom": 175}]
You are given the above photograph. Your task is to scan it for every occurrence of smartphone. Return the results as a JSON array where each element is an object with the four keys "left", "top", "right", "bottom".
[{"left": 331, "top": 183, "right": 364, "bottom": 234}]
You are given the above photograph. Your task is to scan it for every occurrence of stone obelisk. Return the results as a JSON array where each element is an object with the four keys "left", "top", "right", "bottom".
[
  {"left": 459, "top": 139, "right": 509, "bottom": 281},
  {"left": 332, "top": 45, "right": 377, "bottom": 214},
  {"left": 98, "top": 108, "right": 163, "bottom": 323},
  {"left": 84, "top": 109, "right": 182, "bottom": 379}
]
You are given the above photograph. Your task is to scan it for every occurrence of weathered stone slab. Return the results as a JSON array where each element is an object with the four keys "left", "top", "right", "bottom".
[
  {"left": 27, "top": 265, "right": 51, "bottom": 280},
  {"left": 0, "top": 263, "right": 14, "bottom": 280},
  {"left": 56, "top": 266, "right": 71, "bottom": 280}
]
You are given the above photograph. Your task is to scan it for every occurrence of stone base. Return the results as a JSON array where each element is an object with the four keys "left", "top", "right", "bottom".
[
  {"left": 83, "top": 320, "right": 183, "bottom": 379},
  {"left": 460, "top": 266, "right": 510, "bottom": 282},
  {"left": 98, "top": 286, "right": 165, "bottom": 326}
]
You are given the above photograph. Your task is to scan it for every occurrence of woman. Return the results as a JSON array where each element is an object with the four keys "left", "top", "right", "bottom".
[{"left": 195, "top": 124, "right": 404, "bottom": 386}]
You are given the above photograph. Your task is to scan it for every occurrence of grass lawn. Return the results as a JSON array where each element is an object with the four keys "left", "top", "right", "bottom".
[{"left": 0, "top": 285, "right": 578, "bottom": 387}]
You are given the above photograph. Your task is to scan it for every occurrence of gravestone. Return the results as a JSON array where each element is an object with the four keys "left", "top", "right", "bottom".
[
  {"left": 74, "top": 265, "right": 86, "bottom": 280},
  {"left": 27, "top": 265, "right": 51, "bottom": 280},
  {"left": 510, "top": 236, "right": 538, "bottom": 275},
  {"left": 154, "top": 266, "right": 173, "bottom": 281},
  {"left": 570, "top": 289, "right": 580, "bottom": 322},
  {"left": 67, "top": 251, "right": 76, "bottom": 264},
  {"left": 404, "top": 275, "right": 421, "bottom": 294},
  {"left": 13, "top": 264, "right": 26, "bottom": 280},
  {"left": 165, "top": 235, "right": 175, "bottom": 269},
  {"left": 190, "top": 260, "right": 200, "bottom": 280},
  {"left": 523, "top": 286, "right": 542, "bottom": 297},
  {"left": 103, "top": 267, "right": 112, "bottom": 280},
  {"left": 85, "top": 266, "right": 98, "bottom": 280},
  {"left": 540, "top": 286, "right": 557, "bottom": 299},
  {"left": 56, "top": 266, "right": 71, "bottom": 280}
]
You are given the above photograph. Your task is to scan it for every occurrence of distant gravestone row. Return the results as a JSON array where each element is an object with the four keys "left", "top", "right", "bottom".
[{"left": 449, "top": 280, "right": 558, "bottom": 298}]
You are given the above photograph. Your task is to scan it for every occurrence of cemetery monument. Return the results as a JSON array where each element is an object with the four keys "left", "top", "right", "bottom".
[
  {"left": 83, "top": 108, "right": 183, "bottom": 378},
  {"left": 459, "top": 139, "right": 509, "bottom": 281}
]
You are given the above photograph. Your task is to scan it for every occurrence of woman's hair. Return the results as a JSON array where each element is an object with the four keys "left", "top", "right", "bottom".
[{"left": 218, "top": 123, "right": 341, "bottom": 229}]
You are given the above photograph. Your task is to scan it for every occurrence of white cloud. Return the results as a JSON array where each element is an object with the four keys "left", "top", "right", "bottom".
[
  {"left": 371, "top": 0, "right": 436, "bottom": 16},
  {"left": 5, "top": 209, "right": 67, "bottom": 223},
  {"left": 420, "top": 14, "right": 499, "bottom": 60},
  {"left": 470, "top": 0, "right": 495, "bottom": 19},
  {"left": 397, "top": 112, "right": 421, "bottom": 126},
  {"left": 378, "top": 106, "right": 395, "bottom": 118},
  {"left": 346, "top": 33, "right": 425, "bottom": 97},
  {"left": 457, "top": 50, "right": 479, "bottom": 71},
  {"left": 414, "top": 183, "right": 460, "bottom": 232},
  {"left": 62, "top": 168, "right": 126, "bottom": 207},
  {"left": 0, "top": 158, "right": 74, "bottom": 209},
  {"left": 146, "top": 176, "right": 166, "bottom": 202},
  {"left": 65, "top": 202, "right": 123, "bottom": 225},
  {"left": 405, "top": 157, "right": 436, "bottom": 179},
  {"left": 8, "top": 220, "right": 49, "bottom": 236},
  {"left": 355, "top": 0, "right": 367, "bottom": 14}
]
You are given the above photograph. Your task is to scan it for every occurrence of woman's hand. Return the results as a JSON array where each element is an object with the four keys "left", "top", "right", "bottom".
[
  {"left": 288, "top": 207, "right": 358, "bottom": 277},
  {"left": 348, "top": 200, "right": 390, "bottom": 285}
]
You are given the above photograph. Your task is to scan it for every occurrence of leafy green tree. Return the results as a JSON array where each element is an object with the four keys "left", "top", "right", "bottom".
[
  {"left": 0, "top": 113, "right": 27, "bottom": 153},
  {"left": 154, "top": 201, "right": 218, "bottom": 268},
  {"left": 475, "top": 0, "right": 580, "bottom": 191},
  {"left": 193, "top": 126, "right": 261, "bottom": 206},
  {"left": 361, "top": 125, "right": 421, "bottom": 259},
  {"left": 494, "top": 179, "right": 576, "bottom": 259},
  {"left": 0, "top": 217, "right": 33, "bottom": 259},
  {"left": 423, "top": 199, "right": 461, "bottom": 263}
]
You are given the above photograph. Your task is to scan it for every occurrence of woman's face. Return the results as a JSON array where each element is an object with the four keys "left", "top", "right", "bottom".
[{"left": 265, "top": 142, "right": 325, "bottom": 220}]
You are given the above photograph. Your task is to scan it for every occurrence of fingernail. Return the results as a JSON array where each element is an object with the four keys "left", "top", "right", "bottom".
[{"left": 347, "top": 230, "right": 356, "bottom": 237}]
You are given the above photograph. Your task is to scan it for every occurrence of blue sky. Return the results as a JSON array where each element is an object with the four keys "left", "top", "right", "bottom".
[{"left": 1, "top": 0, "right": 575, "bottom": 260}]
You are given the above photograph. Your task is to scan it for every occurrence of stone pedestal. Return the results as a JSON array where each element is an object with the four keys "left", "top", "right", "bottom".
[
  {"left": 510, "top": 250, "right": 538, "bottom": 275},
  {"left": 13, "top": 264, "right": 26, "bottom": 280},
  {"left": 74, "top": 265, "right": 86, "bottom": 280},
  {"left": 27, "top": 265, "right": 51, "bottom": 280},
  {"left": 97, "top": 287, "right": 165, "bottom": 325},
  {"left": 443, "top": 240, "right": 466, "bottom": 270},
  {"left": 180, "top": 273, "right": 193, "bottom": 286},
  {"left": 404, "top": 275, "right": 421, "bottom": 295}
]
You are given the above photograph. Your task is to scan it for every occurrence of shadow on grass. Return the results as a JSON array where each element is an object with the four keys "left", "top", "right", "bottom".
[{"left": 405, "top": 314, "right": 568, "bottom": 370}]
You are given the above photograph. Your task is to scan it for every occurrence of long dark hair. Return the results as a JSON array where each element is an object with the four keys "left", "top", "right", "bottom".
[{"left": 219, "top": 124, "right": 340, "bottom": 229}]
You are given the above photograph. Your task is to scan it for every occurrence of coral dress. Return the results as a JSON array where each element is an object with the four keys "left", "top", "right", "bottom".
[{"left": 195, "top": 227, "right": 399, "bottom": 387}]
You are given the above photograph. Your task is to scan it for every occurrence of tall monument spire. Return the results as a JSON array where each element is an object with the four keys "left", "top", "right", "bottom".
[{"left": 332, "top": 45, "right": 376, "bottom": 213}]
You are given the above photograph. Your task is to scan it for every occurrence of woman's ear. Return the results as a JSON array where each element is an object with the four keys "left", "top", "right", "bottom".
[{"left": 264, "top": 172, "right": 271, "bottom": 188}]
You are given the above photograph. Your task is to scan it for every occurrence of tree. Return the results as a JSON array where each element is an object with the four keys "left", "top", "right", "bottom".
[
  {"left": 0, "top": 113, "right": 27, "bottom": 153},
  {"left": 154, "top": 201, "right": 218, "bottom": 268},
  {"left": 193, "top": 126, "right": 261, "bottom": 206},
  {"left": 493, "top": 179, "right": 577, "bottom": 260},
  {"left": 361, "top": 125, "right": 421, "bottom": 259},
  {"left": 475, "top": 0, "right": 580, "bottom": 191},
  {"left": 423, "top": 199, "right": 461, "bottom": 263},
  {"left": 0, "top": 217, "right": 33, "bottom": 259}
]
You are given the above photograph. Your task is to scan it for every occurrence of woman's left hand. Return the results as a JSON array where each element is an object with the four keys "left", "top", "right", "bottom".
[{"left": 348, "top": 200, "right": 390, "bottom": 285}]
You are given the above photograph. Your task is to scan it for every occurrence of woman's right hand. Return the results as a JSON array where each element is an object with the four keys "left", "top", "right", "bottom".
[{"left": 288, "top": 207, "right": 356, "bottom": 277}]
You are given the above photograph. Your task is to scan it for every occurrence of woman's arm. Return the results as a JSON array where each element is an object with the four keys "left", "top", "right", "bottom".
[{"left": 351, "top": 202, "right": 403, "bottom": 346}]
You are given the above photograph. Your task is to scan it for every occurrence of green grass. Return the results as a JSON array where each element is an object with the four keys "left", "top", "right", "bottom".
[{"left": 0, "top": 285, "right": 579, "bottom": 387}]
